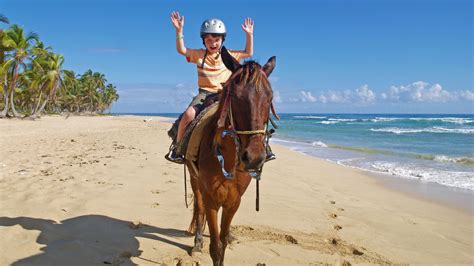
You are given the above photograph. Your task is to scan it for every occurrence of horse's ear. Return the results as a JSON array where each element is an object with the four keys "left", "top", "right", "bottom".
[
  {"left": 263, "top": 56, "right": 276, "bottom": 77},
  {"left": 221, "top": 46, "right": 240, "bottom": 72}
]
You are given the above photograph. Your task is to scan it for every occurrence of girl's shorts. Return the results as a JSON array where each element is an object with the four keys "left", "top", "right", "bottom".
[{"left": 188, "top": 89, "right": 217, "bottom": 113}]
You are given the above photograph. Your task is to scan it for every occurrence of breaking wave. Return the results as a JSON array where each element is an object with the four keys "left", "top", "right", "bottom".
[{"left": 370, "top": 127, "right": 474, "bottom": 135}]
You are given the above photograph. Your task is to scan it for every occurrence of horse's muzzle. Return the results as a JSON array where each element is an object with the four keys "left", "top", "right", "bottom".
[{"left": 240, "top": 149, "right": 265, "bottom": 171}]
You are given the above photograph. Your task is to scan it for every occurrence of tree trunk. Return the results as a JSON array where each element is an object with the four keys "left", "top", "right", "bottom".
[
  {"left": 0, "top": 85, "right": 8, "bottom": 118},
  {"left": 31, "top": 90, "right": 43, "bottom": 115},
  {"left": 30, "top": 96, "right": 49, "bottom": 119},
  {"left": 9, "top": 65, "right": 21, "bottom": 118},
  {"left": 10, "top": 89, "right": 21, "bottom": 118}
]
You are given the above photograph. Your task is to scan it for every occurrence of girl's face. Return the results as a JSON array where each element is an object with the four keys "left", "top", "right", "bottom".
[{"left": 204, "top": 34, "right": 223, "bottom": 53}]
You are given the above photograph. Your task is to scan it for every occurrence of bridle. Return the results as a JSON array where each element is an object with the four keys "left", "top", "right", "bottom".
[{"left": 215, "top": 69, "right": 273, "bottom": 180}]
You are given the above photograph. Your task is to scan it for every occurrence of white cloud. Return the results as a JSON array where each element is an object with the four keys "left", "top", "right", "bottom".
[
  {"left": 356, "top": 84, "right": 376, "bottom": 104},
  {"left": 424, "top": 83, "right": 452, "bottom": 102},
  {"left": 300, "top": 91, "right": 317, "bottom": 102},
  {"left": 319, "top": 90, "right": 352, "bottom": 104},
  {"left": 296, "top": 87, "right": 374, "bottom": 105},
  {"left": 384, "top": 81, "right": 455, "bottom": 102},
  {"left": 458, "top": 90, "right": 474, "bottom": 101}
]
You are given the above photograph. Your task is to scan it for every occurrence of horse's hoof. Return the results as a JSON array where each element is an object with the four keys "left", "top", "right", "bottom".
[{"left": 191, "top": 246, "right": 202, "bottom": 255}]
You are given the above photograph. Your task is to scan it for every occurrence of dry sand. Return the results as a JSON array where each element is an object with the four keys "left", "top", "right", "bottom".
[{"left": 0, "top": 115, "right": 472, "bottom": 265}]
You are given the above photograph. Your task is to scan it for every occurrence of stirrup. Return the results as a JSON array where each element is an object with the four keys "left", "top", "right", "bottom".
[
  {"left": 165, "top": 146, "right": 184, "bottom": 164},
  {"left": 265, "top": 152, "right": 276, "bottom": 162}
]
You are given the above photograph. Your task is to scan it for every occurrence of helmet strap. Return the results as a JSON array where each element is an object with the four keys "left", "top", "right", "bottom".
[
  {"left": 201, "top": 38, "right": 225, "bottom": 68},
  {"left": 201, "top": 49, "right": 208, "bottom": 68}
]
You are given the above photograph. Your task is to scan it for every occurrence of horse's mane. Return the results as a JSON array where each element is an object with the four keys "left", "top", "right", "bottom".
[
  {"left": 211, "top": 60, "right": 271, "bottom": 146},
  {"left": 222, "top": 60, "right": 267, "bottom": 91}
]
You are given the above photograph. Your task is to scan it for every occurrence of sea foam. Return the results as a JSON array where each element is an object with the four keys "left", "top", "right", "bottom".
[
  {"left": 370, "top": 127, "right": 474, "bottom": 134},
  {"left": 371, "top": 161, "right": 473, "bottom": 190}
]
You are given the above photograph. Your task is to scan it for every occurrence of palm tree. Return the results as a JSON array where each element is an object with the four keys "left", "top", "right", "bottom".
[
  {"left": 1, "top": 24, "right": 39, "bottom": 117},
  {"left": 0, "top": 14, "right": 10, "bottom": 113},
  {"left": 99, "top": 84, "right": 119, "bottom": 113},
  {"left": 24, "top": 50, "right": 64, "bottom": 118},
  {"left": 30, "top": 52, "right": 64, "bottom": 118},
  {"left": 80, "top": 70, "right": 104, "bottom": 113},
  {"left": 0, "top": 19, "right": 119, "bottom": 117},
  {"left": 92, "top": 72, "right": 107, "bottom": 111},
  {"left": 0, "top": 14, "right": 10, "bottom": 62}
]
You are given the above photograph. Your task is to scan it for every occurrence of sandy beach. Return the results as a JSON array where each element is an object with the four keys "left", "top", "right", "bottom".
[{"left": 0, "top": 115, "right": 472, "bottom": 265}]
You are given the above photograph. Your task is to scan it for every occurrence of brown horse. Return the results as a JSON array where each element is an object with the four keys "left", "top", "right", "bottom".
[{"left": 185, "top": 47, "right": 276, "bottom": 265}]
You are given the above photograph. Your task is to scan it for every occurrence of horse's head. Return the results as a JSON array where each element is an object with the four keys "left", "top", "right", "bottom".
[{"left": 217, "top": 46, "right": 276, "bottom": 172}]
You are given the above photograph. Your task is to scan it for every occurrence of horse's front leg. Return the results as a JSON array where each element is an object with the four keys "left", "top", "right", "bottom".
[
  {"left": 206, "top": 206, "right": 223, "bottom": 266},
  {"left": 219, "top": 201, "right": 241, "bottom": 265},
  {"left": 190, "top": 177, "right": 206, "bottom": 254}
]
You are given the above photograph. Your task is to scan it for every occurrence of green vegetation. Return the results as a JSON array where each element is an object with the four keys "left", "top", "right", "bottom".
[{"left": 0, "top": 15, "right": 119, "bottom": 118}]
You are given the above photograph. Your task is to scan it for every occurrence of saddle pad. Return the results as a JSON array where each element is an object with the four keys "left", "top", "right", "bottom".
[{"left": 185, "top": 103, "right": 219, "bottom": 161}]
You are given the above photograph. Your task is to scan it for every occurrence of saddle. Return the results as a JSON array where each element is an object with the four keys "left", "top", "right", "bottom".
[
  {"left": 185, "top": 103, "right": 219, "bottom": 161},
  {"left": 167, "top": 94, "right": 220, "bottom": 160}
]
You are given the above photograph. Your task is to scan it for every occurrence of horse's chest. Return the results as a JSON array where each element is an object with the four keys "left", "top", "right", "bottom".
[{"left": 202, "top": 175, "right": 251, "bottom": 207}]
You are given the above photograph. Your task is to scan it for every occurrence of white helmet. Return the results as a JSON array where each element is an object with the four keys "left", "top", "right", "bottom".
[{"left": 200, "top": 18, "right": 226, "bottom": 38}]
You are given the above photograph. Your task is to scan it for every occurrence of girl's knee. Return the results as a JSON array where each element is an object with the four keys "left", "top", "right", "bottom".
[{"left": 184, "top": 107, "right": 196, "bottom": 119}]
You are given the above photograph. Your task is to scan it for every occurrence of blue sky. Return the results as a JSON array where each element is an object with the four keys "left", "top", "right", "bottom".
[{"left": 2, "top": 0, "right": 473, "bottom": 113}]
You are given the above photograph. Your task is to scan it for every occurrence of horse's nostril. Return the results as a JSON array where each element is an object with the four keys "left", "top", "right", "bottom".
[{"left": 240, "top": 151, "right": 249, "bottom": 164}]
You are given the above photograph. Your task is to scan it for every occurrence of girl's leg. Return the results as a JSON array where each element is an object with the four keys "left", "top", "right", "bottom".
[{"left": 177, "top": 106, "right": 196, "bottom": 142}]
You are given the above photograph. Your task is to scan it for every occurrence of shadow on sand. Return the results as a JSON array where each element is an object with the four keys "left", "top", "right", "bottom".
[{"left": 0, "top": 215, "right": 192, "bottom": 265}]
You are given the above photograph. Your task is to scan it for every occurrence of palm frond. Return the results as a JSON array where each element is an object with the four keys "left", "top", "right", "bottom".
[{"left": 0, "top": 14, "right": 9, "bottom": 24}]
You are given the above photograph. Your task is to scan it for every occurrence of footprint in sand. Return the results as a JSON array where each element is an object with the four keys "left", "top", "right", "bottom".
[
  {"left": 59, "top": 176, "right": 74, "bottom": 182},
  {"left": 329, "top": 213, "right": 338, "bottom": 219},
  {"left": 329, "top": 237, "right": 339, "bottom": 245},
  {"left": 40, "top": 169, "right": 53, "bottom": 176},
  {"left": 334, "top": 225, "right": 343, "bottom": 231},
  {"left": 352, "top": 248, "right": 364, "bottom": 255}
]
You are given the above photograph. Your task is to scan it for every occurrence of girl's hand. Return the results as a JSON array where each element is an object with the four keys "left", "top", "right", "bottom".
[
  {"left": 170, "top": 11, "right": 184, "bottom": 32},
  {"left": 241, "top": 17, "right": 254, "bottom": 35}
]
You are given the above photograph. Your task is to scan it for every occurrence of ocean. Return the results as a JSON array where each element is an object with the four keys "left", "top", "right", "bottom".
[
  {"left": 272, "top": 114, "right": 473, "bottom": 191},
  {"left": 130, "top": 113, "right": 474, "bottom": 191}
]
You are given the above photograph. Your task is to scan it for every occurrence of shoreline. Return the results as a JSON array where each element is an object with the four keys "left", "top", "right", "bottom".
[
  {"left": 367, "top": 170, "right": 474, "bottom": 213},
  {"left": 1, "top": 115, "right": 472, "bottom": 264},
  {"left": 286, "top": 144, "right": 474, "bottom": 212},
  {"left": 272, "top": 137, "right": 474, "bottom": 213}
]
